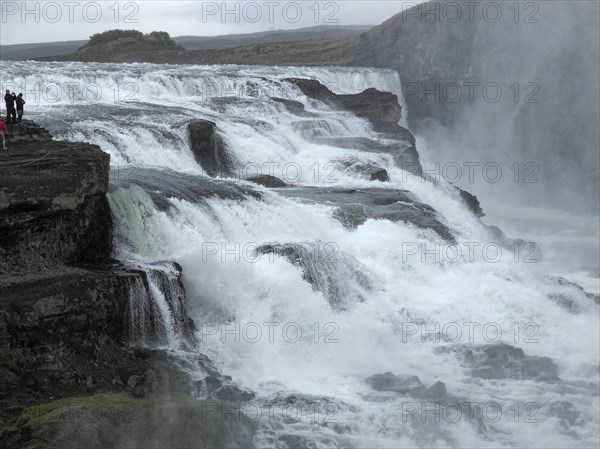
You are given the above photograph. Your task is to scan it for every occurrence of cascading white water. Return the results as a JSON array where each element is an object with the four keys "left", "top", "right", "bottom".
[{"left": 4, "top": 61, "right": 598, "bottom": 448}]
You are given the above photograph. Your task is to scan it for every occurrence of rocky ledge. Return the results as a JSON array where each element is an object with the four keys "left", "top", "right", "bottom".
[{"left": 0, "top": 122, "right": 255, "bottom": 448}]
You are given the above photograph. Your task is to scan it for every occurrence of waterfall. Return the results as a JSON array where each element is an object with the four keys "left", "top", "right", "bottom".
[
  {"left": 124, "top": 261, "right": 192, "bottom": 348},
  {"left": 4, "top": 60, "right": 599, "bottom": 448}
]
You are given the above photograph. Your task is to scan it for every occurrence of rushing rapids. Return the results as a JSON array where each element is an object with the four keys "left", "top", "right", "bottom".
[{"left": 3, "top": 61, "right": 599, "bottom": 448}]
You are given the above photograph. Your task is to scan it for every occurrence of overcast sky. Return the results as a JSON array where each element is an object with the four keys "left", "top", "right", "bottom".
[{"left": 0, "top": 1, "right": 422, "bottom": 45}]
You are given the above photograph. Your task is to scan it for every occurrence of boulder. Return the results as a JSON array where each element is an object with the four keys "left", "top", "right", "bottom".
[
  {"left": 256, "top": 242, "right": 372, "bottom": 309},
  {"left": 364, "top": 372, "right": 449, "bottom": 401},
  {"left": 364, "top": 372, "right": 422, "bottom": 394},
  {"left": 271, "top": 97, "right": 316, "bottom": 117},
  {"left": 334, "top": 157, "right": 389, "bottom": 182},
  {"left": 335, "top": 88, "right": 401, "bottom": 123},
  {"left": 187, "top": 119, "right": 233, "bottom": 176},
  {"left": 111, "top": 166, "right": 262, "bottom": 209},
  {"left": 284, "top": 78, "right": 401, "bottom": 124},
  {"left": 246, "top": 174, "right": 287, "bottom": 188},
  {"left": 278, "top": 187, "right": 454, "bottom": 241},
  {"left": 314, "top": 134, "right": 421, "bottom": 176},
  {"left": 455, "top": 187, "right": 484, "bottom": 217},
  {"left": 544, "top": 275, "right": 600, "bottom": 311},
  {"left": 436, "top": 344, "right": 560, "bottom": 382}
]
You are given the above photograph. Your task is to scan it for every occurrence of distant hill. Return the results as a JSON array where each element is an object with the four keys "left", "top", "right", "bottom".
[
  {"left": 175, "top": 25, "right": 371, "bottom": 49},
  {"left": 0, "top": 25, "right": 371, "bottom": 61},
  {"left": 0, "top": 40, "right": 87, "bottom": 60}
]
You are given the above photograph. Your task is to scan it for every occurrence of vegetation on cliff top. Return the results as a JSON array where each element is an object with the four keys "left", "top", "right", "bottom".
[{"left": 78, "top": 29, "right": 184, "bottom": 53}]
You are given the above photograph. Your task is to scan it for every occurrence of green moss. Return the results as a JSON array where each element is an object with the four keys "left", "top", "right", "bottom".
[
  {"left": 20, "top": 392, "right": 203, "bottom": 430},
  {"left": 15, "top": 393, "right": 253, "bottom": 449}
]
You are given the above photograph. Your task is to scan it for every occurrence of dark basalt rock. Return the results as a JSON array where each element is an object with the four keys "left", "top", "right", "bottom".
[
  {"left": 334, "top": 157, "right": 389, "bottom": 182},
  {"left": 282, "top": 78, "right": 338, "bottom": 103},
  {"left": 484, "top": 224, "right": 532, "bottom": 253},
  {"left": 125, "top": 261, "right": 197, "bottom": 345},
  {"left": 256, "top": 242, "right": 373, "bottom": 309},
  {"left": 284, "top": 78, "right": 402, "bottom": 124},
  {"left": 364, "top": 372, "right": 486, "bottom": 435},
  {"left": 196, "top": 375, "right": 255, "bottom": 402},
  {"left": 549, "top": 401, "right": 583, "bottom": 431},
  {"left": 282, "top": 78, "right": 424, "bottom": 177},
  {"left": 4, "top": 119, "right": 52, "bottom": 143},
  {"left": 246, "top": 174, "right": 288, "bottom": 188},
  {"left": 455, "top": 187, "right": 484, "bottom": 218},
  {"left": 364, "top": 372, "right": 423, "bottom": 394},
  {"left": 335, "top": 88, "right": 402, "bottom": 123},
  {"left": 544, "top": 275, "right": 600, "bottom": 311},
  {"left": 278, "top": 187, "right": 454, "bottom": 241},
  {"left": 314, "top": 134, "right": 422, "bottom": 176},
  {"left": 291, "top": 118, "right": 338, "bottom": 139},
  {"left": 1, "top": 122, "right": 252, "bottom": 448},
  {"left": 436, "top": 343, "right": 560, "bottom": 382},
  {"left": 0, "top": 140, "right": 111, "bottom": 271},
  {"left": 271, "top": 97, "right": 316, "bottom": 117},
  {"left": 365, "top": 372, "right": 449, "bottom": 401},
  {"left": 110, "top": 166, "right": 262, "bottom": 209},
  {"left": 187, "top": 119, "right": 234, "bottom": 176}
]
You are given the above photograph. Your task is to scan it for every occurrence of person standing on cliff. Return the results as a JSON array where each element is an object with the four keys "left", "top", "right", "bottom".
[
  {"left": 0, "top": 118, "right": 7, "bottom": 150},
  {"left": 16, "top": 93, "right": 25, "bottom": 123},
  {"left": 4, "top": 90, "right": 16, "bottom": 124}
]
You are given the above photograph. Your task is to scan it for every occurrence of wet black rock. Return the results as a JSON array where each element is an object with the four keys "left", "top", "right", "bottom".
[
  {"left": 0, "top": 122, "right": 248, "bottom": 449},
  {"left": 364, "top": 372, "right": 449, "bottom": 401},
  {"left": 364, "top": 372, "right": 486, "bottom": 435},
  {"left": 278, "top": 434, "right": 312, "bottom": 449},
  {"left": 278, "top": 187, "right": 454, "bottom": 241},
  {"left": 284, "top": 78, "right": 401, "bottom": 124},
  {"left": 545, "top": 275, "right": 600, "bottom": 311},
  {"left": 334, "top": 157, "right": 389, "bottom": 182},
  {"left": 197, "top": 375, "right": 255, "bottom": 402},
  {"left": 364, "top": 372, "right": 423, "bottom": 394},
  {"left": 4, "top": 119, "right": 52, "bottom": 143},
  {"left": 0, "top": 140, "right": 111, "bottom": 271},
  {"left": 291, "top": 118, "right": 338, "bottom": 139},
  {"left": 271, "top": 97, "right": 316, "bottom": 117},
  {"left": 483, "top": 224, "right": 536, "bottom": 261},
  {"left": 455, "top": 187, "right": 484, "bottom": 218},
  {"left": 256, "top": 241, "right": 373, "bottom": 309},
  {"left": 187, "top": 119, "right": 234, "bottom": 176},
  {"left": 436, "top": 344, "right": 560, "bottom": 382},
  {"left": 549, "top": 401, "right": 583, "bottom": 431},
  {"left": 111, "top": 166, "right": 262, "bottom": 208},
  {"left": 315, "top": 135, "right": 421, "bottom": 176},
  {"left": 246, "top": 174, "right": 288, "bottom": 188}
]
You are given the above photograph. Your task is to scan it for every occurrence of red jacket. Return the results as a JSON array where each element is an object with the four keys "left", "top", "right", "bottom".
[{"left": 0, "top": 121, "right": 6, "bottom": 132}]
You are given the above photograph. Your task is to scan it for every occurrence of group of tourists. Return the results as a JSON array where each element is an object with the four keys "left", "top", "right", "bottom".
[
  {"left": 1, "top": 89, "right": 26, "bottom": 151},
  {"left": 4, "top": 90, "right": 25, "bottom": 123}
]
